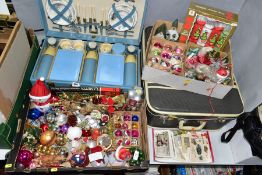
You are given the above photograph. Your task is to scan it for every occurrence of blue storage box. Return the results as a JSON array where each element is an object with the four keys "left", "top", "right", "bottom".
[
  {"left": 96, "top": 53, "right": 125, "bottom": 86},
  {"left": 49, "top": 49, "right": 84, "bottom": 82},
  {"left": 30, "top": 0, "right": 148, "bottom": 89}
]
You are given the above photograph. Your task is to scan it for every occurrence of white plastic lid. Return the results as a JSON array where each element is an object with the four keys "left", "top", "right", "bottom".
[
  {"left": 47, "top": 37, "right": 57, "bottom": 46},
  {"left": 89, "top": 42, "right": 97, "bottom": 49},
  {"left": 127, "top": 45, "right": 136, "bottom": 53}
]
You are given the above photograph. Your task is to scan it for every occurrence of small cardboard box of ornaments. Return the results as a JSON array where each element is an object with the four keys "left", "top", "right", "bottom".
[
  {"left": 142, "top": 19, "right": 234, "bottom": 99},
  {"left": 142, "top": 1, "right": 238, "bottom": 99}
]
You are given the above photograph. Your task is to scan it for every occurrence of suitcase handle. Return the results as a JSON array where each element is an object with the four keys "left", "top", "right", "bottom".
[{"left": 179, "top": 121, "right": 206, "bottom": 131}]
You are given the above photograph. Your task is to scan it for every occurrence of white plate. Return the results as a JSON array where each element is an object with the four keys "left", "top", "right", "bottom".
[
  {"left": 108, "top": 3, "right": 138, "bottom": 32},
  {"left": 46, "top": 0, "right": 76, "bottom": 26}
]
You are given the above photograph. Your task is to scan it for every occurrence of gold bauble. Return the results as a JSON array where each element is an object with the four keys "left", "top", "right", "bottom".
[
  {"left": 56, "top": 133, "right": 68, "bottom": 146},
  {"left": 40, "top": 131, "right": 57, "bottom": 146}
]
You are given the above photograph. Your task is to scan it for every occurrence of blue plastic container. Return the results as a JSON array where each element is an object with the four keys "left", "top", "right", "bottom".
[
  {"left": 81, "top": 51, "right": 98, "bottom": 83},
  {"left": 124, "top": 55, "right": 137, "bottom": 87}
]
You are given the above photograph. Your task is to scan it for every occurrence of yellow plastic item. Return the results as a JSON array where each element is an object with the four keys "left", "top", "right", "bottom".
[
  {"left": 85, "top": 51, "right": 98, "bottom": 60},
  {"left": 44, "top": 46, "right": 57, "bottom": 57},
  {"left": 125, "top": 54, "right": 136, "bottom": 63}
]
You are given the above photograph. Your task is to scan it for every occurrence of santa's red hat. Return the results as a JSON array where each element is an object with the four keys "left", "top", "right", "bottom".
[{"left": 29, "top": 77, "right": 51, "bottom": 102}]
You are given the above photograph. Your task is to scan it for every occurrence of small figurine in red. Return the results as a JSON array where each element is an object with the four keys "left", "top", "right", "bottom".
[{"left": 29, "top": 77, "right": 51, "bottom": 112}]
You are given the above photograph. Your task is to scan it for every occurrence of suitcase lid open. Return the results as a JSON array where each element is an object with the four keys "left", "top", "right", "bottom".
[{"left": 37, "top": 0, "right": 148, "bottom": 45}]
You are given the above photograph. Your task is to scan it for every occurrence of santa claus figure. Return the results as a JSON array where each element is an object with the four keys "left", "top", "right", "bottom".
[{"left": 29, "top": 77, "right": 51, "bottom": 112}]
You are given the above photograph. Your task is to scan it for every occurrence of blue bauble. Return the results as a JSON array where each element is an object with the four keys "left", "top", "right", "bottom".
[
  {"left": 71, "top": 153, "right": 86, "bottom": 166},
  {"left": 132, "top": 115, "right": 139, "bottom": 121},
  {"left": 28, "top": 108, "right": 43, "bottom": 120}
]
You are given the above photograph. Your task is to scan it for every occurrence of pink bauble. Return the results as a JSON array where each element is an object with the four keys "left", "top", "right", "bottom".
[{"left": 17, "top": 150, "right": 33, "bottom": 168}]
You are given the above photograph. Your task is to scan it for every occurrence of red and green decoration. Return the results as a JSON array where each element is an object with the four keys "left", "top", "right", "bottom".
[{"left": 129, "top": 147, "right": 145, "bottom": 166}]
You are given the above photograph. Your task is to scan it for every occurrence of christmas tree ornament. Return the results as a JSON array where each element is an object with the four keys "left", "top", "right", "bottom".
[
  {"left": 124, "top": 130, "right": 131, "bottom": 137},
  {"left": 59, "top": 124, "right": 69, "bottom": 134},
  {"left": 97, "top": 134, "right": 112, "bottom": 150},
  {"left": 67, "top": 126, "right": 82, "bottom": 140},
  {"left": 100, "top": 126, "right": 109, "bottom": 134},
  {"left": 46, "top": 113, "right": 56, "bottom": 123},
  {"left": 132, "top": 123, "right": 139, "bottom": 129},
  {"left": 16, "top": 162, "right": 25, "bottom": 170},
  {"left": 82, "top": 129, "right": 92, "bottom": 137},
  {"left": 129, "top": 147, "right": 145, "bottom": 166},
  {"left": 216, "top": 67, "right": 230, "bottom": 83},
  {"left": 40, "top": 123, "right": 49, "bottom": 132},
  {"left": 58, "top": 147, "right": 68, "bottom": 157},
  {"left": 29, "top": 77, "right": 51, "bottom": 112},
  {"left": 70, "top": 151, "right": 90, "bottom": 167},
  {"left": 161, "top": 51, "right": 171, "bottom": 59},
  {"left": 101, "top": 114, "right": 109, "bottom": 123},
  {"left": 148, "top": 56, "right": 161, "bottom": 65},
  {"left": 131, "top": 130, "right": 139, "bottom": 137},
  {"left": 29, "top": 162, "right": 37, "bottom": 169},
  {"left": 56, "top": 133, "right": 68, "bottom": 146},
  {"left": 86, "top": 140, "right": 97, "bottom": 149},
  {"left": 67, "top": 115, "right": 78, "bottom": 126},
  {"left": 153, "top": 42, "right": 163, "bottom": 49},
  {"left": 132, "top": 115, "right": 139, "bottom": 121},
  {"left": 174, "top": 46, "right": 184, "bottom": 55},
  {"left": 115, "top": 146, "right": 132, "bottom": 161},
  {"left": 124, "top": 114, "right": 131, "bottom": 121},
  {"left": 48, "top": 94, "right": 60, "bottom": 104},
  {"left": 197, "top": 47, "right": 213, "bottom": 64},
  {"left": 163, "top": 44, "right": 173, "bottom": 52},
  {"left": 56, "top": 113, "right": 68, "bottom": 126},
  {"left": 114, "top": 129, "right": 123, "bottom": 137},
  {"left": 71, "top": 140, "right": 81, "bottom": 150},
  {"left": 90, "top": 110, "right": 102, "bottom": 120},
  {"left": 150, "top": 47, "right": 161, "bottom": 56},
  {"left": 28, "top": 108, "right": 43, "bottom": 120},
  {"left": 40, "top": 130, "right": 57, "bottom": 146},
  {"left": 88, "top": 118, "right": 100, "bottom": 128},
  {"left": 123, "top": 138, "right": 131, "bottom": 146},
  {"left": 34, "top": 152, "right": 40, "bottom": 158},
  {"left": 91, "top": 128, "right": 101, "bottom": 141},
  {"left": 17, "top": 149, "right": 34, "bottom": 168},
  {"left": 122, "top": 123, "right": 129, "bottom": 129}
]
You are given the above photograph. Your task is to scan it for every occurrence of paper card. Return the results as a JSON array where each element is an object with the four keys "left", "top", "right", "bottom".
[
  {"left": 0, "top": 0, "right": 10, "bottom": 15},
  {"left": 88, "top": 152, "right": 103, "bottom": 162},
  {"left": 133, "top": 150, "right": 139, "bottom": 161}
]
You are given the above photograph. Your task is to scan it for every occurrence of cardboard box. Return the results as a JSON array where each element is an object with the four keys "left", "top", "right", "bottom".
[
  {"left": 179, "top": 1, "right": 238, "bottom": 51},
  {"left": 142, "top": 20, "right": 234, "bottom": 99},
  {"left": 0, "top": 21, "right": 31, "bottom": 120}
]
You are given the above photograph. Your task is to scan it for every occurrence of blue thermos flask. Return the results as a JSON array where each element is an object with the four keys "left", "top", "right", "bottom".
[
  {"left": 124, "top": 54, "right": 137, "bottom": 87},
  {"left": 35, "top": 46, "right": 57, "bottom": 79},
  {"left": 35, "top": 38, "right": 57, "bottom": 79},
  {"left": 81, "top": 50, "right": 98, "bottom": 83}
]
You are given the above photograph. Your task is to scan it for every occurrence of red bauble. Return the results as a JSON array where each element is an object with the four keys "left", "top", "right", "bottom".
[
  {"left": 48, "top": 94, "right": 59, "bottom": 103},
  {"left": 91, "top": 129, "right": 101, "bottom": 141},
  {"left": 92, "top": 97, "right": 99, "bottom": 104},
  {"left": 67, "top": 115, "right": 77, "bottom": 126},
  {"left": 40, "top": 123, "right": 49, "bottom": 132},
  {"left": 217, "top": 67, "right": 228, "bottom": 77},
  {"left": 82, "top": 129, "right": 92, "bottom": 137}
]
